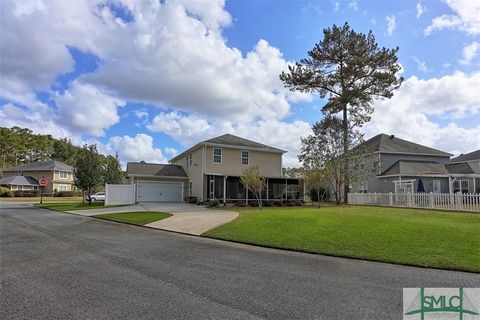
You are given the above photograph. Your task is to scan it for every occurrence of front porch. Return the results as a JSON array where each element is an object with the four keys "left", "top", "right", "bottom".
[{"left": 205, "top": 175, "right": 304, "bottom": 203}]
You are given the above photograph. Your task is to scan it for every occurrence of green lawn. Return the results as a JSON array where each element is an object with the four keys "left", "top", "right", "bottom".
[
  {"left": 35, "top": 202, "right": 115, "bottom": 211},
  {"left": 93, "top": 212, "right": 171, "bottom": 225},
  {"left": 1, "top": 196, "right": 82, "bottom": 203},
  {"left": 204, "top": 206, "right": 480, "bottom": 272}
]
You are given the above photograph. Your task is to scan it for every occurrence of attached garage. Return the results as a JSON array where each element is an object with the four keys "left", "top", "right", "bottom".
[{"left": 137, "top": 181, "right": 183, "bottom": 202}]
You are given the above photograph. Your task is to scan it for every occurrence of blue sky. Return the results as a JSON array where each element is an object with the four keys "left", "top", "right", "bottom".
[{"left": 1, "top": 0, "right": 479, "bottom": 167}]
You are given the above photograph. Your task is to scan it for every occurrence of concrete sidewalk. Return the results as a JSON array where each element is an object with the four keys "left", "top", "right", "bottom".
[{"left": 67, "top": 202, "right": 238, "bottom": 235}]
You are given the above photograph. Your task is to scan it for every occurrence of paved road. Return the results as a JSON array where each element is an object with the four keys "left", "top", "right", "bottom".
[{"left": 1, "top": 204, "right": 479, "bottom": 320}]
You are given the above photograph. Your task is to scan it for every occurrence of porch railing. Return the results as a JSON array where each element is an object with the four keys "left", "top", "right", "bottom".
[{"left": 348, "top": 192, "right": 480, "bottom": 213}]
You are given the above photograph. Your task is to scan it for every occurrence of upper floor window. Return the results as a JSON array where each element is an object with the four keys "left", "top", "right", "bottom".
[
  {"left": 185, "top": 156, "right": 189, "bottom": 167},
  {"left": 213, "top": 148, "right": 222, "bottom": 164},
  {"left": 189, "top": 153, "right": 192, "bottom": 166},
  {"left": 59, "top": 171, "right": 68, "bottom": 179},
  {"left": 241, "top": 150, "right": 249, "bottom": 165}
]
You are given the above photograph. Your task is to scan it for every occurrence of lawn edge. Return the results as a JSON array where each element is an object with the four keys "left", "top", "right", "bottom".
[{"left": 201, "top": 234, "right": 480, "bottom": 274}]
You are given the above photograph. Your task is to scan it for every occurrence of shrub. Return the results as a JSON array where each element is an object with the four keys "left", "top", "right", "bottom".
[
  {"left": 206, "top": 200, "right": 219, "bottom": 207},
  {"left": 57, "top": 191, "right": 74, "bottom": 197},
  {"left": 248, "top": 201, "right": 259, "bottom": 207},
  {"left": 236, "top": 201, "right": 247, "bottom": 207},
  {"left": 188, "top": 196, "right": 198, "bottom": 204},
  {"left": 263, "top": 200, "right": 273, "bottom": 207},
  {"left": 14, "top": 190, "right": 39, "bottom": 197},
  {"left": 0, "top": 187, "right": 14, "bottom": 197},
  {"left": 274, "top": 201, "right": 283, "bottom": 207}
]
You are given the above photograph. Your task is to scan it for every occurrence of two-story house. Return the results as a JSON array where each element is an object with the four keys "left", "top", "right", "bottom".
[
  {"left": 126, "top": 134, "right": 303, "bottom": 203},
  {"left": 350, "top": 134, "right": 479, "bottom": 195},
  {"left": 0, "top": 160, "right": 74, "bottom": 195},
  {"left": 449, "top": 150, "right": 480, "bottom": 194}
]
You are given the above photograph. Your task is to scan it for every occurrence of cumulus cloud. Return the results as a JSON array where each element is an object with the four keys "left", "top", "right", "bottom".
[
  {"left": 459, "top": 42, "right": 479, "bottom": 65},
  {"left": 55, "top": 81, "right": 124, "bottom": 136},
  {"left": 147, "top": 111, "right": 311, "bottom": 166},
  {"left": 385, "top": 15, "right": 396, "bottom": 36},
  {"left": 365, "top": 71, "right": 480, "bottom": 155},
  {"left": 424, "top": 0, "right": 480, "bottom": 35},
  {"left": 103, "top": 134, "right": 167, "bottom": 168}
]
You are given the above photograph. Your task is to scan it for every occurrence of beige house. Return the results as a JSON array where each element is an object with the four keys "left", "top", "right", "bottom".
[
  {"left": 126, "top": 134, "right": 303, "bottom": 203},
  {"left": 0, "top": 160, "right": 74, "bottom": 194}
]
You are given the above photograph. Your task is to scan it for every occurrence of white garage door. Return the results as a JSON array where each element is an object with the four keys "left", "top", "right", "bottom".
[{"left": 137, "top": 182, "right": 183, "bottom": 202}]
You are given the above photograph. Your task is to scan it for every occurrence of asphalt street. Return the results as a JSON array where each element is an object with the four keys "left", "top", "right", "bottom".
[{"left": 1, "top": 203, "right": 479, "bottom": 319}]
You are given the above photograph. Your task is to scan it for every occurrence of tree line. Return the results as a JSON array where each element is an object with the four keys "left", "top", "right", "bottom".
[{"left": 0, "top": 127, "right": 123, "bottom": 196}]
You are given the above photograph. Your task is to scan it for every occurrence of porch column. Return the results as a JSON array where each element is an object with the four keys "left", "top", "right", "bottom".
[
  {"left": 266, "top": 178, "right": 269, "bottom": 200},
  {"left": 223, "top": 176, "right": 226, "bottom": 204},
  {"left": 448, "top": 176, "right": 452, "bottom": 195}
]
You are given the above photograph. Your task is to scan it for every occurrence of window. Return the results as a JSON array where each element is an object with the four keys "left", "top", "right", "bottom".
[
  {"left": 58, "top": 185, "right": 67, "bottom": 191},
  {"left": 189, "top": 181, "right": 193, "bottom": 196},
  {"left": 33, "top": 186, "right": 39, "bottom": 190},
  {"left": 453, "top": 180, "right": 469, "bottom": 194},
  {"left": 241, "top": 150, "right": 249, "bottom": 165},
  {"left": 185, "top": 156, "right": 189, "bottom": 167},
  {"left": 189, "top": 153, "right": 192, "bottom": 166},
  {"left": 213, "top": 148, "right": 222, "bottom": 164},
  {"left": 372, "top": 160, "right": 382, "bottom": 174},
  {"left": 359, "top": 181, "right": 368, "bottom": 193},
  {"left": 59, "top": 171, "right": 68, "bottom": 179}
]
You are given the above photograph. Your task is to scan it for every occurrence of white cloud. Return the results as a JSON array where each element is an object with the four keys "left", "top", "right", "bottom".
[
  {"left": 55, "top": 81, "right": 124, "bottom": 136},
  {"left": 164, "top": 147, "right": 178, "bottom": 158},
  {"left": 147, "top": 111, "right": 311, "bottom": 167},
  {"left": 412, "top": 56, "right": 429, "bottom": 73},
  {"left": 366, "top": 71, "right": 480, "bottom": 155},
  {"left": 348, "top": 0, "right": 358, "bottom": 11},
  {"left": 424, "top": 0, "right": 480, "bottom": 35},
  {"left": 459, "top": 41, "right": 480, "bottom": 65},
  {"left": 416, "top": 2, "right": 424, "bottom": 18},
  {"left": 333, "top": 2, "right": 340, "bottom": 12},
  {"left": 385, "top": 15, "right": 396, "bottom": 36},
  {"left": 104, "top": 134, "right": 167, "bottom": 168}
]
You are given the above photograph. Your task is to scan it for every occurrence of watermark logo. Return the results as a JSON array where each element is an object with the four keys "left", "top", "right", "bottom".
[{"left": 403, "top": 288, "right": 480, "bottom": 320}]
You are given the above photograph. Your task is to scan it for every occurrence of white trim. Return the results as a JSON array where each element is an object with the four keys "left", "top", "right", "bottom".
[
  {"left": 240, "top": 150, "right": 249, "bottom": 166},
  {"left": 213, "top": 147, "right": 222, "bottom": 164},
  {"left": 128, "top": 174, "right": 188, "bottom": 180}
]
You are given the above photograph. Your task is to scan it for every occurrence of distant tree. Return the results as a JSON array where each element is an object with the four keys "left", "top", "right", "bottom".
[
  {"left": 281, "top": 22, "right": 403, "bottom": 203},
  {"left": 103, "top": 154, "right": 123, "bottom": 184},
  {"left": 282, "top": 167, "right": 302, "bottom": 178},
  {"left": 240, "top": 165, "right": 266, "bottom": 209},
  {"left": 299, "top": 116, "right": 364, "bottom": 205},
  {"left": 74, "top": 144, "right": 102, "bottom": 204},
  {"left": 52, "top": 138, "right": 78, "bottom": 165}
]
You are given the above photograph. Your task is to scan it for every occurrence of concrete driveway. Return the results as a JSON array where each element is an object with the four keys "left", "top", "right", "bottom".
[{"left": 68, "top": 202, "right": 238, "bottom": 235}]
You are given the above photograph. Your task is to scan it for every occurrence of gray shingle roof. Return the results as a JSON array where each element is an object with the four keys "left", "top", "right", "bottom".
[
  {"left": 378, "top": 160, "right": 449, "bottom": 177},
  {"left": 446, "top": 162, "right": 475, "bottom": 174},
  {"left": 0, "top": 175, "right": 39, "bottom": 186},
  {"left": 126, "top": 162, "right": 187, "bottom": 177},
  {"left": 451, "top": 150, "right": 480, "bottom": 163},
  {"left": 360, "top": 134, "right": 452, "bottom": 157},
  {"left": 204, "top": 134, "right": 285, "bottom": 152},
  {"left": 4, "top": 160, "right": 73, "bottom": 172}
]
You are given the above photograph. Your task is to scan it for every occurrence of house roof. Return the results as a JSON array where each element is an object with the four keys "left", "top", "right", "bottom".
[
  {"left": 359, "top": 134, "right": 452, "bottom": 157},
  {"left": 445, "top": 163, "right": 475, "bottom": 174},
  {"left": 378, "top": 160, "right": 450, "bottom": 177},
  {"left": 0, "top": 175, "right": 39, "bottom": 186},
  {"left": 451, "top": 150, "right": 480, "bottom": 163},
  {"left": 170, "top": 134, "right": 285, "bottom": 162},
  {"left": 3, "top": 160, "right": 73, "bottom": 172},
  {"left": 126, "top": 162, "right": 187, "bottom": 177}
]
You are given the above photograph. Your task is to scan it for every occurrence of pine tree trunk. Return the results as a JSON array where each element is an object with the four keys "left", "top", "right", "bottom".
[{"left": 342, "top": 105, "right": 349, "bottom": 204}]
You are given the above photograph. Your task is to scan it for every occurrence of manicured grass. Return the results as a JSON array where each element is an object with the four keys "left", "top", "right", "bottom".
[
  {"left": 35, "top": 202, "right": 115, "bottom": 211},
  {"left": 204, "top": 206, "right": 480, "bottom": 272},
  {"left": 1, "top": 196, "right": 82, "bottom": 202},
  {"left": 93, "top": 212, "right": 171, "bottom": 225}
]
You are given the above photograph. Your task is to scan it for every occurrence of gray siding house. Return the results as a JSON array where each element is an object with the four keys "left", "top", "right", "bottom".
[{"left": 350, "top": 134, "right": 479, "bottom": 195}]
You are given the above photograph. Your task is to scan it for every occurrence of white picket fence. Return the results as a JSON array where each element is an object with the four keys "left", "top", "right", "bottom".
[
  {"left": 105, "top": 184, "right": 135, "bottom": 206},
  {"left": 348, "top": 192, "right": 480, "bottom": 213}
]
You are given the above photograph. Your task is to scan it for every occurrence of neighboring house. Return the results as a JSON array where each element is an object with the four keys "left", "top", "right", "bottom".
[
  {"left": 449, "top": 149, "right": 480, "bottom": 194},
  {"left": 126, "top": 134, "right": 303, "bottom": 203},
  {"left": 350, "top": 134, "right": 480, "bottom": 195},
  {"left": 0, "top": 160, "right": 74, "bottom": 194}
]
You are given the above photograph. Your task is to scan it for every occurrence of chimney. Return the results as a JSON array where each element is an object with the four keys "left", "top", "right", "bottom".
[{"left": 390, "top": 135, "right": 395, "bottom": 140}]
